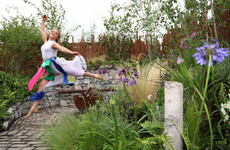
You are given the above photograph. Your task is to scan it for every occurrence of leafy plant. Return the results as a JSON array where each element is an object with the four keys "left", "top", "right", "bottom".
[
  {"left": 102, "top": 34, "right": 132, "bottom": 61},
  {"left": 164, "top": 35, "right": 229, "bottom": 149},
  {"left": 0, "top": 71, "right": 39, "bottom": 130},
  {"left": 41, "top": 84, "right": 170, "bottom": 150},
  {"left": 137, "top": 120, "right": 172, "bottom": 150},
  {"left": 0, "top": 14, "right": 42, "bottom": 75},
  {"left": 23, "top": 0, "right": 66, "bottom": 32}
]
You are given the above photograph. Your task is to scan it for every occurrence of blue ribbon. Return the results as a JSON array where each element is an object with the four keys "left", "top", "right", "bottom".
[
  {"left": 30, "top": 91, "right": 45, "bottom": 101},
  {"left": 50, "top": 57, "right": 74, "bottom": 85}
]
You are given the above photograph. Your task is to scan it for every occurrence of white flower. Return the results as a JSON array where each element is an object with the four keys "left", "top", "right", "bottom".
[
  {"left": 147, "top": 95, "right": 152, "bottom": 100},
  {"left": 224, "top": 115, "right": 229, "bottom": 121},
  {"left": 226, "top": 101, "right": 230, "bottom": 110},
  {"left": 221, "top": 107, "right": 226, "bottom": 115},
  {"left": 221, "top": 103, "right": 224, "bottom": 108}
]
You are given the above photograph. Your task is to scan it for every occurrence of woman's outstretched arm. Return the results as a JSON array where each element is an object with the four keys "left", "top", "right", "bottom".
[
  {"left": 41, "top": 15, "right": 47, "bottom": 43},
  {"left": 51, "top": 42, "right": 80, "bottom": 55}
]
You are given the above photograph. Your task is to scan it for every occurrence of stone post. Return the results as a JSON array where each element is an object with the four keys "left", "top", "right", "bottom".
[{"left": 164, "top": 81, "right": 183, "bottom": 150}]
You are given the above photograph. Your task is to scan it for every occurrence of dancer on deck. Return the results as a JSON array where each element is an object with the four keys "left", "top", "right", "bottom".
[{"left": 26, "top": 14, "right": 104, "bottom": 118}]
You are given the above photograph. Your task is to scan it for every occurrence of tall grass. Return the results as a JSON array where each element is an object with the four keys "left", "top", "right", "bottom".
[
  {"left": 126, "top": 60, "right": 167, "bottom": 105},
  {"left": 40, "top": 85, "right": 170, "bottom": 149},
  {"left": 41, "top": 114, "right": 79, "bottom": 150}
]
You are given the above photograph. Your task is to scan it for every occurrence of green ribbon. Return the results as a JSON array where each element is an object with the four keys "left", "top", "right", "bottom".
[{"left": 42, "top": 60, "right": 54, "bottom": 81}]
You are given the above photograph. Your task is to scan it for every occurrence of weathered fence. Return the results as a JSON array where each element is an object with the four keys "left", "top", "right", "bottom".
[
  {"left": 70, "top": 34, "right": 162, "bottom": 61},
  {"left": 162, "top": 8, "right": 230, "bottom": 52},
  {"left": 216, "top": 8, "right": 230, "bottom": 42}
]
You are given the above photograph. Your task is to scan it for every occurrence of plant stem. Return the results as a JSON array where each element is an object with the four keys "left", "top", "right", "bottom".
[
  {"left": 123, "top": 82, "right": 137, "bottom": 129},
  {"left": 112, "top": 104, "right": 118, "bottom": 148},
  {"left": 193, "top": 54, "right": 213, "bottom": 149}
]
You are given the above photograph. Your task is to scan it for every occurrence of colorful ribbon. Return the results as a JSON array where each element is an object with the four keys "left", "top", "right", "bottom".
[
  {"left": 50, "top": 57, "right": 74, "bottom": 85},
  {"left": 28, "top": 57, "right": 74, "bottom": 92},
  {"left": 42, "top": 59, "right": 54, "bottom": 81},
  {"left": 28, "top": 61, "right": 45, "bottom": 92}
]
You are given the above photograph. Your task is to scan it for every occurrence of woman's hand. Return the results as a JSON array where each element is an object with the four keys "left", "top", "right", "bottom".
[
  {"left": 72, "top": 51, "right": 80, "bottom": 55},
  {"left": 42, "top": 14, "right": 47, "bottom": 22}
]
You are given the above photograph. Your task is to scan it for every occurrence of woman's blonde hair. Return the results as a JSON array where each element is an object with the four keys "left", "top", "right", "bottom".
[{"left": 46, "top": 28, "right": 62, "bottom": 45}]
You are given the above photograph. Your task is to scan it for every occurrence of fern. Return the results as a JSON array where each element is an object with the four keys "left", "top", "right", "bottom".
[
  {"left": 140, "top": 120, "right": 164, "bottom": 132},
  {"left": 162, "top": 134, "right": 173, "bottom": 150},
  {"left": 138, "top": 120, "right": 173, "bottom": 149},
  {"left": 137, "top": 134, "right": 173, "bottom": 150},
  {"left": 0, "top": 99, "right": 10, "bottom": 120},
  {"left": 136, "top": 137, "right": 157, "bottom": 145},
  {"left": 173, "top": 120, "right": 192, "bottom": 149}
]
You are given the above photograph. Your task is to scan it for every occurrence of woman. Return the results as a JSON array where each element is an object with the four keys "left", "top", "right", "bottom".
[{"left": 26, "top": 14, "right": 104, "bottom": 118}]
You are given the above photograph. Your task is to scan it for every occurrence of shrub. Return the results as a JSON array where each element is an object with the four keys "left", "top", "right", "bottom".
[
  {"left": 0, "top": 15, "right": 43, "bottom": 76},
  {"left": 0, "top": 71, "right": 38, "bottom": 130}
]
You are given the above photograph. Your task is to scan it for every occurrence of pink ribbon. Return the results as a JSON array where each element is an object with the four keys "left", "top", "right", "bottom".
[{"left": 28, "top": 62, "right": 45, "bottom": 92}]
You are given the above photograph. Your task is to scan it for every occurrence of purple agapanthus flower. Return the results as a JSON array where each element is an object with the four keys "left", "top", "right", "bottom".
[
  {"left": 99, "top": 70, "right": 107, "bottom": 75},
  {"left": 118, "top": 70, "right": 123, "bottom": 76},
  {"left": 117, "top": 66, "right": 139, "bottom": 86},
  {"left": 131, "top": 79, "right": 137, "bottom": 84},
  {"left": 193, "top": 42, "right": 229, "bottom": 65}
]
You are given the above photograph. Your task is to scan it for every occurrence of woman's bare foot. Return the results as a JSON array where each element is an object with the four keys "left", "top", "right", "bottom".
[
  {"left": 84, "top": 72, "right": 104, "bottom": 81},
  {"left": 34, "top": 107, "right": 38, "bottom": 113},
  {"left": 26, "top": 109, "right": 35, "bottom": 118},
  {"left": 95, "top": 74, "right": 104, "bottom": 81},
  {"left": 26, "top": 107, "right": 38, "bottom": 118}
]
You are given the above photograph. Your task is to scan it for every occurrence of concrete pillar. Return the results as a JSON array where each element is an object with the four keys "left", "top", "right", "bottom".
[{"left": 164, "top": 81, "right": 183, "bottom": 150}]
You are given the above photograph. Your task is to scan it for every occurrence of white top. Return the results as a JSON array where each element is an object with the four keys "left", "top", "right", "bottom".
[
  {"left": 41, "top": 40, "right": 57, "bottom": 60},
  {"left": 40, "top": 40, "right": 87, "bottom": 89}
]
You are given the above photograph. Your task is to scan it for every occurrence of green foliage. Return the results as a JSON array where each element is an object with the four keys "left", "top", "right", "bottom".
[
  {"left": 0, "top": 71, "right": 38, "bottom": 130},
  {"left": 163, "top": 37, "right": 230, "bottom": 149},
  {"left": 104, "top": 0, "right": 166, "bottom": 39},
  {"left": 102, "top": 34, "right": 132, "bottom": 61},
  {"left": 216, "top": 55, "right": 230, "bottom": 82},
  {"left": 0, "top": 15, "right": 42, "bottom": 75},
  {"left": 41, "top": 87, "right": 168, "bottom": 149},
  {"left": 86, "top": 60, "right": 103, "bottom": 70},
  {"left": 23, "top": 0, "right": 66, "bottom": 32},
  {"left": 41, "top": 114, "right": 79, "bottom": 150}
]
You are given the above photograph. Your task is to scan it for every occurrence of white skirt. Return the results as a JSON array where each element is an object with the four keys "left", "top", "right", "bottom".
[{"left": 45, "top": 55, "right": 87, "bottom": 88}]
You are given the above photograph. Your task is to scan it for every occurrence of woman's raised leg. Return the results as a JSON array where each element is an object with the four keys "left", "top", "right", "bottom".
[{"left": 83, "top": 72, "right": 104, "bottom": 81}]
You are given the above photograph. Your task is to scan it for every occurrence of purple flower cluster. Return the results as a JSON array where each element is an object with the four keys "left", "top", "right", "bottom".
[
  {"left": 118, "top": 66, "right": 139, "bottom": 86},
  {"left": 99, "top": 70, "right": 107, "bottom": 75},
  {"left": 180, "top": 32, "right": 196, "bottom": 50},
  {"left": 160, "top": 73, "right": 170, "bottom": 87},
  {"left": 193, "top": 42, "right": 229, "bottom": 65}
]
